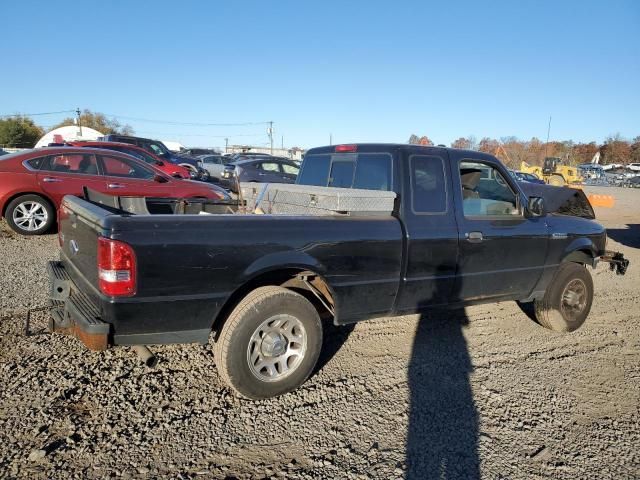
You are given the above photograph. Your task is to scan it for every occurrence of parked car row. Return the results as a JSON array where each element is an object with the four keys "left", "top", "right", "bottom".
[
  {"left": 101, "top": 134, "right": 211, "bottom": 181},
  {"left": 202, "top": 155, "right": 300, "bottom": 191},
  {"left": 0, "top": 147, "right": 228, "bottom": 235}
]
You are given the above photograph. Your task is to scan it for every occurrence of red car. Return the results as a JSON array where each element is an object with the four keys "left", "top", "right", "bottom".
[
  {"left": 0, "top": 147, "right": 229, "bottom": 235},
  {"left": 66, "top": 141, "right": 192, "bottom": 179}
]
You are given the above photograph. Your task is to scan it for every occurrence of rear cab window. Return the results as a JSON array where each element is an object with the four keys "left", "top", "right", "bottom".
[{"left": 297, "top": 153, "right": 392, "bottom": 191}]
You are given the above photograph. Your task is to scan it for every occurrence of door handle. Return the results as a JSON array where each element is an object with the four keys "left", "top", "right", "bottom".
[
  {"left": 42, "top": 177, "right": 62, "bottom": 183},
  {"left": 108, "top": 183, "right": 125, "bottom": 189},
  {"left": 465, "top": 231, "right": 483, "bottom": 243},
  {"left": 258, "top": 172, "right": 267, "bottom": 176}
]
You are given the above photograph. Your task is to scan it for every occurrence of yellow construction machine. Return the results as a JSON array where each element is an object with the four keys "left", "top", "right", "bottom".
[{"left": 519, "top": 157, "right": 582, "bottom": 186}]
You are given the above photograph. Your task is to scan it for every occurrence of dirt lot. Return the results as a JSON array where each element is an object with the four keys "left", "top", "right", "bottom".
[{"left": 1, "top": 186, "right": 639, "bottom": 479}]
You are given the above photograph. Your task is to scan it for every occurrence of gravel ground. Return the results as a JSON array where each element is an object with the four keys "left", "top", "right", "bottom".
[{"left": 1, "top": 186, "right": 639, "bottom": 479}]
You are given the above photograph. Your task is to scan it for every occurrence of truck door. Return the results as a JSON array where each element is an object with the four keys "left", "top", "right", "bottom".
[
  {"left": 451, "top": 153, "right": 549, "bottom": 301},
  {"left": 396, "top": 150, "right": 459, "bottom": 311}
]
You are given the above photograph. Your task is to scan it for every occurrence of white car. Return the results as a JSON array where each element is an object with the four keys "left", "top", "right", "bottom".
[
  {"left": 628, "top": 163, "right": 640, "bottom": 172},
  {"left": 199, "top": 154, "right": 229, "bottom": 180}
]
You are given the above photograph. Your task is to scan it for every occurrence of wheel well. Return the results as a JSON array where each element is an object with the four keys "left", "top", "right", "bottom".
[
  {"left": 1, "top": 192, "right": 56, "bottom": 218},
  {"left": 211, "top": 268, "right": 335, "bottom": 340},
  {"left": 563, "top": 249, "right": 595, "bottom": 267}
]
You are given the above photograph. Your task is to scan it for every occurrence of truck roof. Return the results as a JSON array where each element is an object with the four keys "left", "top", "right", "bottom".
[{"left": 305, "top": 143, "right": 490, "bottom": 158}]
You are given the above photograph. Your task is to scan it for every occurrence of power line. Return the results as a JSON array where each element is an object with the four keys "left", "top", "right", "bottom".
[
  {"left": 1, "top": 109, "right": 272, "bottom": 129},
  {"left": 135, "top": 131, "right": 266, "bottom": 138},
  {"left": 0, "top": 110, "right": 75, "bottom": 118},
  {"left": 101, "top": 113, "right": 271, "bottom": 127}
]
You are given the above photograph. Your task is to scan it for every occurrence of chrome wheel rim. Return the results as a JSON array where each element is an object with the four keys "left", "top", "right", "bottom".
[
  {"left": 247, "top": 314, "right": 307, "bottom": 382},
  {"left": 12, "top": 201, "right": 48, "bottom": 231},
  {"left": 561, "top": 278, "right": 587, "bottom": 321}
]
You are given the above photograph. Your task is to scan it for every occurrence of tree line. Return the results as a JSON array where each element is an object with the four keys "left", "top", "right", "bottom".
[
  {"left": 409, "top": 133, "right": 640, "bottom": 169},
  {"left": 0, "top": 110, "right": 133, "bottom": 148}
]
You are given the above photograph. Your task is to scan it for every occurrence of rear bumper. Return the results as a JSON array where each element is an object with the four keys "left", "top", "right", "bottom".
[
  {"left": 48, "top": 259, "right": 215, "bottom": 348},
  {"left": 47, "top": 261, "right": 110, "bottom": 351}
]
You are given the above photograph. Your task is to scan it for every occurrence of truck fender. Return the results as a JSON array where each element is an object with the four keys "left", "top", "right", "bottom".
[
  {"left": 561, "top": 238, "right": 598, "bottom": 267},
  {"left": 243, "top": 251, "right": 327, "bottom": 279},
  {"left": 210, "top": 253, "right": 336, "bottom": 339}
]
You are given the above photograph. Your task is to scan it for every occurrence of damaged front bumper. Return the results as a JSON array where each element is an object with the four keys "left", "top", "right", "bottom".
[
  {"left": 600, "top": 251, "right": 629, "bottom": 275},
  {"left": 47, "top": 261, "right": 110, "bottom": 351}
]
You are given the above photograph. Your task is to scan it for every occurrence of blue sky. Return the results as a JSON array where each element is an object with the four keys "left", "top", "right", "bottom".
[{"left": 1, "top": 0, "right": 638, "bottom": 149}]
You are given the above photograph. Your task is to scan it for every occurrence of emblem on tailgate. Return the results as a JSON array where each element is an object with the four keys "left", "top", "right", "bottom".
[{"left": 69, "top": 239, "right": 79, "bottom": 255}]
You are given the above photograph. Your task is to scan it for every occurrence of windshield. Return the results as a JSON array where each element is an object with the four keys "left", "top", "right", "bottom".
[
  {"left": 120, "top": 147, "right": 159, "bottom": 165},
  {"left": 145, "top": 142, "right": 170, "bottom": 159}
]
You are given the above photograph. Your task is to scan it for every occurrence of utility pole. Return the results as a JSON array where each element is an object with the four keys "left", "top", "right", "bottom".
[
  {"left": 268, "top": 121, "right": 274, "bottom": 155},
  {"left": 224, "top": 137, "right": 228, "bottom": 153},
  {"left": 544, "top": 116, "right": 552, "bottom": 158},
  {"left": 76, "top": 108, "right": 83, "bottom": 137},
  {"left": 281, "top": 135, "right": 284, "bottom": 150},
  {"left": 329, "top": 133, "right": 332, "bottom": 145}
]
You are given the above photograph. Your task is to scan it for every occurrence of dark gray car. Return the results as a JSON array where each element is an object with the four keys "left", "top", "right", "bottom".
[{"left": 220, "top": 157, "right": 300, "bottom": 192}]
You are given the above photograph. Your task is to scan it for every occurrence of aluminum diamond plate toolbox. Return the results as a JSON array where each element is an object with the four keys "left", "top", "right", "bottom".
[{"left": 240, "top": 183, "right": 396, "bottom": 216}]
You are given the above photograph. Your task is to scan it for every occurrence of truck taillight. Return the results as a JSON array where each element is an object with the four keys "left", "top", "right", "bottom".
[{"left": 98, "top": 237, "right": 136, "bottom": 296}]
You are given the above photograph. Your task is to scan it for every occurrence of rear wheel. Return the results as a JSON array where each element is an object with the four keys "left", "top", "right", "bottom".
[
  {"left": 214, "top": 286, "right": 323, "bottom": 399},
  {"left": 548, "top": 174, "right": 565, "bottom": 186},
  {"left": 533, "top": 262, "right": 593, "bottom": 332},
  {"left": 4, "top": 194, "right": 54, "bottom": 235}
]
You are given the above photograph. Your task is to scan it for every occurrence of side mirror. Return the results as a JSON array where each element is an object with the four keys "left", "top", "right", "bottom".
[
  {"left": 154, "top": 174, "right": 169, "bottom": 183},
  {"left": 527, "top": 196, "right": 545, "bottom": 217}
]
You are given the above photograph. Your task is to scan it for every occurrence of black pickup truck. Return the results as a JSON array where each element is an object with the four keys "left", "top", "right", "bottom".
[{"left": 47, "top": 144, "right": 628, "bottom": 399}]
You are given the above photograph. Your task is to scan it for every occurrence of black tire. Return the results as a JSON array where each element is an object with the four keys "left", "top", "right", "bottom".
[
  {"left": 214, "top": 286, "right": 323, "bottom": 399},
  {"left": 4, "top": 194, "right": 55, "bottom": 235},
  {"left": 548, "top": 174, "right": 565, "bottom": 186},
  {"left": 533, "top": 262, "right": 593, "bottom": 332}
]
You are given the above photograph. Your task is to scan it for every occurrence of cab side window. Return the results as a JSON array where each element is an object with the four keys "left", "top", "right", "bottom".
[
  {"left": 410, "top": 155, "right": 447, "bottom": 214},
  {"left": 460, "top": 161, "right": 519, "bottom": 217}
]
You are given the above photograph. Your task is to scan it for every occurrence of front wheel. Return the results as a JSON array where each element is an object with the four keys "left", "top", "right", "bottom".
[
  {"left": 547, "top": 174, "right": 565, "bottom": 186},
  {"left": 533, "top": 262, "right": 593, "bottom": 332},
  {"left": 4, "top": 194, "right": 55, "bottom": 235},
  {"left": 214, "top": 286, "right": 323, "bottom": 399}
]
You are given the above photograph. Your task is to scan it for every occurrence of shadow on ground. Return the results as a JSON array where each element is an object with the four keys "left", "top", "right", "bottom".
[
  {"left": 406, "top": 308, "right": 479, "bottom": 479},
  {"left": 606, "top": 224, "right": 640, "bottom": 249}
]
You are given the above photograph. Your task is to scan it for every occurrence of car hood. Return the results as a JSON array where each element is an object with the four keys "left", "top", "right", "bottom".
[{"left": 519, "top": 183, "right": 595, "bottom": 219}]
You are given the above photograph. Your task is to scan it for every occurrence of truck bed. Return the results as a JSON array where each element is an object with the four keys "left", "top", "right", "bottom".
[{"left": 56, "top": 192, "right": 404, "bottom": 345}]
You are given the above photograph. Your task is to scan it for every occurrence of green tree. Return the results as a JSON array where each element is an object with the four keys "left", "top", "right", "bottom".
[
  {"left": 0, "top": 116, "right": 44, "bottom": 148},
  {"left": 50, "top": 110, "right": 133, "bottom": 136}
]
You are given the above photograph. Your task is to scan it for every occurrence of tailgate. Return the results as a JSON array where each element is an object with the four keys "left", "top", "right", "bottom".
[{"left": 58, "top": 195, "right": 114, "bottom": 293}]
